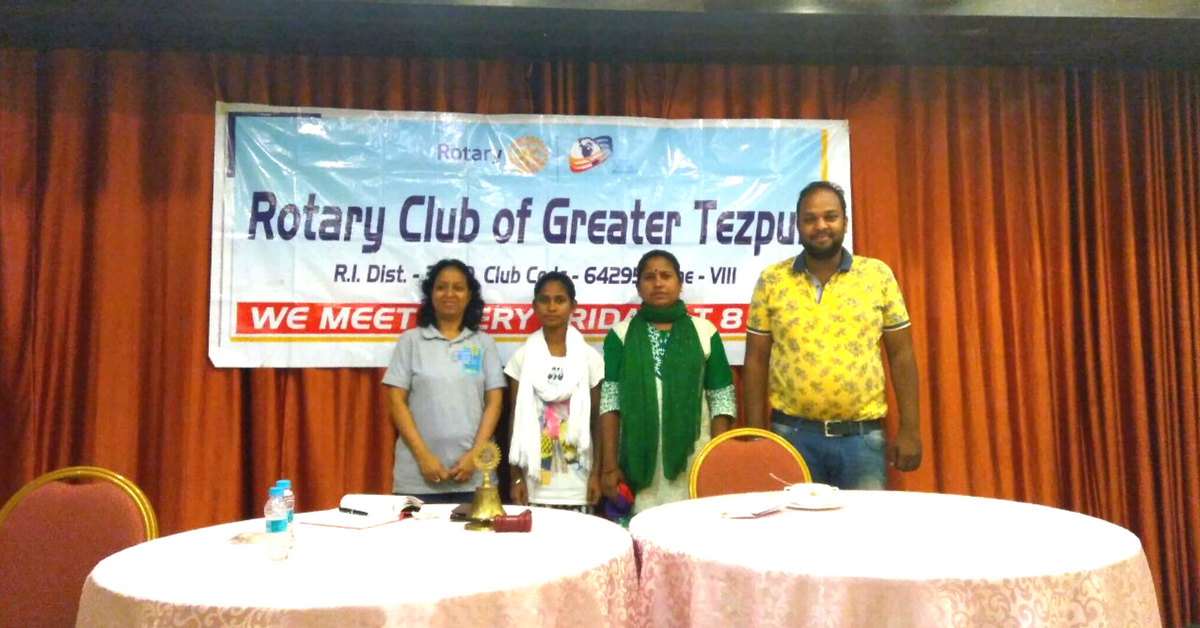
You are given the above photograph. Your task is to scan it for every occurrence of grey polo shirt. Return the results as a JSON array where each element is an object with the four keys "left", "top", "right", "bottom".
[{"left": 382, "top": 325, "right": 506, "bottom": 495}]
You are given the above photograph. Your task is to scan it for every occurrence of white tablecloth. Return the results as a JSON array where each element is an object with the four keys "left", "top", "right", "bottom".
[
  {"left": 629, "top": 491, "right": 1161, "bottom": 628},
  {"left": 77, "top": 505, "right": 638, "bottom": 628}
]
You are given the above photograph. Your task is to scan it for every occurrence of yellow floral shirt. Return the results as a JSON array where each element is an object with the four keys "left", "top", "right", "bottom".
[{"left": 748, "top": 251, "right": 909, "bottom": 421}]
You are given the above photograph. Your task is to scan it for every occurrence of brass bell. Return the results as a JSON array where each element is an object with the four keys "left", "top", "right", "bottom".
[{"left": 464, "top": 442, "right": 505, "bottom": 532}]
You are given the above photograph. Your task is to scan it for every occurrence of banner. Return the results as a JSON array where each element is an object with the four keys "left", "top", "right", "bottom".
[{"left": 209, "top": 103, "right": 852, "bottom": 367}]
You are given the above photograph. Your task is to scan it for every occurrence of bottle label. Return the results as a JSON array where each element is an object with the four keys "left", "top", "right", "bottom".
[
  {"left": 287, "top": 510, "right": 294, "bottom": 524},
  {"left": 267, "top": 518, "right": 288, "bottom": 534}
]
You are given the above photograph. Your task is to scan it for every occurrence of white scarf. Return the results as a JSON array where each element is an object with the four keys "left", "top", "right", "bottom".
[{"left": 509, "top": 326, "right": 593, "bottom": 483}]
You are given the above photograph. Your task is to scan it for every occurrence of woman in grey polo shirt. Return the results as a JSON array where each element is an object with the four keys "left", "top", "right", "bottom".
[{"left": 382, "top": 259, "right": 506, "bottom": 504}]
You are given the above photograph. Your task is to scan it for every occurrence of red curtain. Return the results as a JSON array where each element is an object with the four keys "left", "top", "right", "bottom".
[{"left": 1, "top": 50, "right": 1196, "bottom": 625}]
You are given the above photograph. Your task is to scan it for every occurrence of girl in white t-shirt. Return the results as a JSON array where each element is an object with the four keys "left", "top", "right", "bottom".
[{"left": 506, "top": 271, "right": 604, "bottom": 512}]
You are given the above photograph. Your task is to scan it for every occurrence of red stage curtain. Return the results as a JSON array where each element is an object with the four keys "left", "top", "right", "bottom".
[{"left": 1, "top": 50, "right": 1196, "bottom": 625}]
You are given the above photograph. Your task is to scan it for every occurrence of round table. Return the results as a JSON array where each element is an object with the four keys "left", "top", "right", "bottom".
[
  {"left": 629, "top": 491, "right": 1161, "bottom": 628},
  {"left": 77, "top": 505, "right": 638, "bottom": 628}
]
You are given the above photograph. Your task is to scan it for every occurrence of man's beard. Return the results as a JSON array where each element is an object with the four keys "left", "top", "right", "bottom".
[{"left": 802, "top": 234, "right": 844, "bottom": 260}]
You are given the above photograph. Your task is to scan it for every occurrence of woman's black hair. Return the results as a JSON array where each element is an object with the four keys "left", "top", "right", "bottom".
[
  {"left": 416, "top": 258, "right": 485, "bottom": 331},
  {"left": 533, "top": 271, "right": 577, "bottom": 303},
  {"left": 635, "top": 249, "right": 681, "bottom": 279}
]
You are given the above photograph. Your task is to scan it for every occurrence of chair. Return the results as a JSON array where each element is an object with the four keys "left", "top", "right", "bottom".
[
  {"left": 689, "top": 428, "right": 811, "bottom": 499},
  {"left": 0, "top": 466, "right": 158, "bottom": 628}
]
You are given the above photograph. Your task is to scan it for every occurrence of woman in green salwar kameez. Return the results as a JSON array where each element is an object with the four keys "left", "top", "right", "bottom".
[{"left": 598, "top": 250, "right": 737, "bottom": 513}]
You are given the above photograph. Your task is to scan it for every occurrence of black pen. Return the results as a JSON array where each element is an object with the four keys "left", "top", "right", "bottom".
[{"left": 339, "top": 507, "right": 369, "bottom": 516}]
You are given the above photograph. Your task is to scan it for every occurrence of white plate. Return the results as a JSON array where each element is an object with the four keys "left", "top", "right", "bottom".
[{"left": 785, "top": 499, "right": 844, "bottom": 511}]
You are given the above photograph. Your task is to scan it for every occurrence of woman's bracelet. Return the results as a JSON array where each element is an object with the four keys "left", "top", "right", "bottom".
[{"left": 601, "top": 468, "right": 620, "bottom": 475}]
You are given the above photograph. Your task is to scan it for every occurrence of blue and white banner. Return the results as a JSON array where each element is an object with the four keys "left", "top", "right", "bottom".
[{"left": 208, "top": 103, "right": 852, "bottom": 367}]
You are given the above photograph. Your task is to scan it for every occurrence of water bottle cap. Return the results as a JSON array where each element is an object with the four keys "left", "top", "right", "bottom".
[
  {"left": 276, "top": 479, "right": 292, "bottom": 489},
  {"left": 269, "top": 486, "right": 285, "bottom": 497}
]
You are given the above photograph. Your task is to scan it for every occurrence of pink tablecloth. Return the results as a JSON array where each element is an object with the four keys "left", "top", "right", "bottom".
[
  {"left": 630, "top": 491, "right": 1161, "bottom": 628},
  {"left": 77, "top": 505, "right": 638, "bottom": 628}
]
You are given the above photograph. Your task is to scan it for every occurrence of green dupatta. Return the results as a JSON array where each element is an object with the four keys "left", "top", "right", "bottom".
[{"left": 616, "top": 301, "right": 703, "bottom": 492}]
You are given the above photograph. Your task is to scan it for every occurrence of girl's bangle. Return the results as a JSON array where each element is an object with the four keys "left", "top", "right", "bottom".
[{"left": 602, "top": 468, "right": 620, "bottom": 475}]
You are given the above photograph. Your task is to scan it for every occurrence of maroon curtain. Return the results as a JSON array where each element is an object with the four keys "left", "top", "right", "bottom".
[{"left": 2, "top": 50, "right": 1196, "bottom": 625}]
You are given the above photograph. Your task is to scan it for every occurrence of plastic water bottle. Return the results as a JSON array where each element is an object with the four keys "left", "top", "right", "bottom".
[
  {"left": 275, "top": 479, "right": 295, "bottom": 548},
  {"left": 264, "top": 486, "right": 290, "bottom": 561}
]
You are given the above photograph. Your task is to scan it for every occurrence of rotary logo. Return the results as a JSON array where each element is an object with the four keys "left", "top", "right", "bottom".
[
  {"left": 568, "top": 135, "right": 613, "bottom": 173},
  {"left": 506, "top": 136, "right": 549, "bottom": 174}
]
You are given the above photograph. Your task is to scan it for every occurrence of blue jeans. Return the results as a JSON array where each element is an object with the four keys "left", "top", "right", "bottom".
[{"left": 770, "top": 421, "right": 888, "bottom": 490}]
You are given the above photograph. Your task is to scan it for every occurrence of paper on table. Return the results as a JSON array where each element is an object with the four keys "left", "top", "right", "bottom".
[
  {"left": 296, "top": 508, "right": 402, "bottom": 530},
  {"left": 339, "top": 494, "right": 423, "bottom": 516},
  {"left": 720, "top": 500, "right": 785, "bottom": 519}
]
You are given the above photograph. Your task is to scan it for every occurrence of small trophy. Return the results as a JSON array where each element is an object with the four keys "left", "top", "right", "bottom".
[{"left": 464, "top": 442, "right": 505, "bottom": 532}]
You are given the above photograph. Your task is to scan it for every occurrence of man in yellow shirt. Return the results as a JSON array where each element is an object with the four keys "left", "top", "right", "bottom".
[{"left": 743, "top": 181, "right": 921, "bottom": 489}]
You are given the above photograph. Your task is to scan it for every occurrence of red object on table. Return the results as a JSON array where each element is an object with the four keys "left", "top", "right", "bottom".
[{"left": 493, "top": 509, "right": 532, "bottom": 533}]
